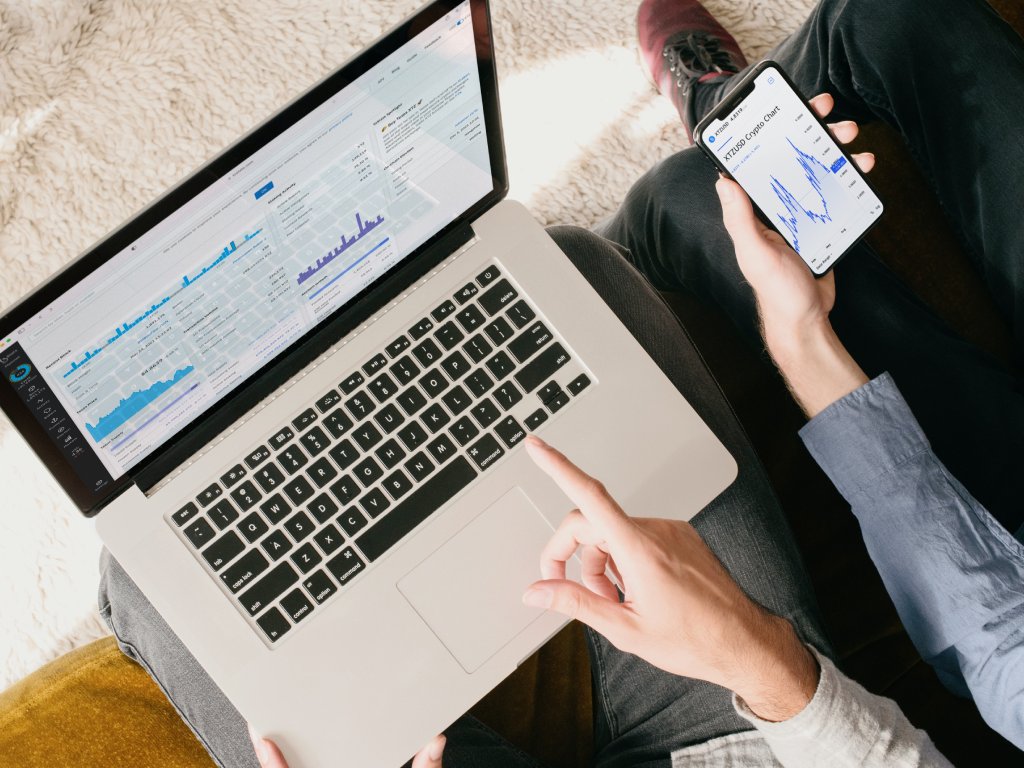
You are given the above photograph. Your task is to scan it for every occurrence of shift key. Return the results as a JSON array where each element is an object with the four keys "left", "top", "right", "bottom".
[
  {"left": 238, "top": 562, "right": 300, "bottom": 616},
  {"left": 514, "top": 343, "right": 570, "bottom": 393}
]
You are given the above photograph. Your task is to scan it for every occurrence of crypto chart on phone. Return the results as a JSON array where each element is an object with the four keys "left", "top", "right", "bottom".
[
  {"left": 2, "top": 1, "right": 490, "bottom": 487},
  {"left": 701, "top": 66, "right": 882, "bottom": 273}
]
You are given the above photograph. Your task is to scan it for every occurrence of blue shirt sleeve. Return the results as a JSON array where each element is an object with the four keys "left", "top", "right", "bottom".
[{"left": 798, "top": 373, "right": 1024, "bottom": 749}]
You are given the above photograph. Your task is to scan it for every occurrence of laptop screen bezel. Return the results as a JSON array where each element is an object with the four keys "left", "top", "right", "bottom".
[{"left": 0, "top": 0, "right": 508, "bottom": 516}]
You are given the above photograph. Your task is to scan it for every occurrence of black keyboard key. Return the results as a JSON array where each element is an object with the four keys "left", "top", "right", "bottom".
[
  {"left": 450, "top": 416, "right": 480, "bottom": 446},
  {"left": 184, "top": 517, "right": 216, "bottom": 548},
  {"left": 431, "top": 300, "right": 457, "bottom": 322},
  {"left": 240, "top": 562, "right": 300, "bottom": 616},
  {"left": 261, "top": 529, "right": 294, "bottom": 560},
  {"left": 454, "top": 282, "right": 479, "bottom": 305},
  {"left": 323, "top": 409, "right": 354, "bottom": 439},
  {"left": 260, "top": 494, "right": 291, "bottom": 524},
  {"left": 386, "top": 335, "right": 411, "bottom": 358},
  {"left": 419, "top": 369, "right": 449, "bottom": 398},
  {"left": 442, "top": 385, "right": 471, "bottom": 416},
  {"left": 278, "top": 445, "right": 309, "bottom": 474},
  {"left": 538, "top": 381, "right": 563, "bottom": 404},
  {"left": 353, "top": 456, "right": 384, "bottom": 486},
  {"left": 506, "top": 300, "right": 536, "bottom": 329},
  {"left": 390, "top": 356, "right": 421, "bottom": 385},
  {"left": 292, "top": 409, "right": 318, "bottom": 432},
  {"left": 508, "top": 321, "right": 553, "bottom": 363},
  {"left": 326, "top": 547, "right": 366, "bottom": 586},
  {"left": 308, "top": 493, "right": 339, "bottom": 524},
  {"left": 202, "top": 531, "right": 245, "bottom": 571},
  {"left": 368, "top": 373, "right": 399, "bottom": 403},
  {"left": 493, "top": 381, "right": 523, "bottom": 411},
  {"left": 405, "top": 452, "right": 435, "bottom": 482},
  {"left": 479, "top": 278, "right": 518, "bottom": 315},
  {"left": 254, "top": 463, "right": 286, "bottom": 493},
  {"left": 374, "top": 403, "right": 406, "bottom": 434},
  {"left": 455, "top": 304, "right": 485, "bottom": 334},
  {"left": 339, "top": 372, "right": 365, "bottom": 395},
  {"left": 209, "top": 499, "right": 240, "bottom": 530},
  {"left": 375, "top": 439, "right": 407, "bottom": 468},
  {"left": 290, "top": 543, "right": 323, "bottom": 574},
  {"left": 472, "top": 399, "right": 501, "bottom": 428},
  {"left": 421, "top": 403, "right": 451, "bottom": 433},
  {"left": 283, "top": 476, "right": 315, "bottom": 506},
  {"left": 360, "top": 488, "right": 391, "bottom": 518},
  {"left": 256, "top": 607, "right": 291, "bottom": 642},
  {"left": 221, "top": 550, "right": 269, "bottom": 593},
  {"left": 281, "top": 589, "right": 314, "bottom": 623},
  {"left": 485, "top": 351, "right": 515, "bottom": 380},
  {"left": 345, "top": 391, "right": 376, "bottom": 419},
  {"left": 353, "top": 422, "right": 384, "bottom": 452},
  {"left": 355, "top": 457, "right": 477, "bottom": 562},
  {"left": 398, "top": 422, "right": 429, "bottom": 451},
  {"left": 515, "top": 343, "right": 570, "bottom": 393},
  {"left": 427, "top": 434, "right": 457, "bottom": 464},
  {"left": 338, "top": 508, "right": 368, "bottom": 537},
  {"left": 412, "top": 338, "right": 442, "bottom": 367},
  {"left": 299, "top": 426, "right": 329, "bottom": 457},
  {"left": 239, "top": 511, "right": 270, "bottom": 543},
  {"left": 313, "top": 523, "right": 344, "bottom": 556},
  {"left": 307, "top": 457, "right": 338, "bottom": 488},
  {"left": 382, "top": 469, "right": 414, "bottom": 501},
  {"left": 484, "top": 317, "right": 515, "bottom": 346},
  {"left": 464, "top": 369, "right": 494, "bottom": 397},
  {"left": 525, "top": 409, "right": 548, "bottom": 430},
  {"left": 196, "top": 483, "right": 222, "bottom": 507},
  {"left": 547, "top": 391, "right": 571, "bottom": 413},
  {"left": 476, "top": 265, "right": 501, "bottom": 287},
  {"left": 220, "top": 464, "right": 247, "bottom": 488},
  {"left": 409, "top": 317, "right": 434, "bottom": 340},
  {"left": 329, "top": 439, "right": 360, "bottom": 470},
  {"left": 315, "top": 389, "right": 342, "bottom": 413},
  {"left": 568, "top": 373, "right": 592, "bottom": 395},
  {"left": 362, "top": 354, "right": 388, "bottom": 376},
  {"left": 284, "top": 511, "right": 315, "bottom": 542},
  {"left": 463, "top": 334, "right": 493, "bottom": 363},
  {"left": 172, "top": 502, "right": 199, "bottom": 527},
  {"left": 467, "top": 433, "right": 505, "bottom": 471},
  {"left": 230, "top": 481, "right": 262, "bottom": 511},
  {"left": 495, "top": 416, "right": 527, "bottom": 449},
  {"left": 435, "top": 322, "right": 465, "bottom": 350},
  {"left": 397, "top": 385, "right": 428, "bottom": 416},
  {"left": 269, "top": 426, "right": 294, "bottom": 450},
  {"left": 440, "top": 351, "right": 471, "bottom": 381},
  {"left": 304, "top": 569, "right": 337, "bottom": 604},
  {"left": 329, "top": 475, "right": 360, "bottom": 506}
]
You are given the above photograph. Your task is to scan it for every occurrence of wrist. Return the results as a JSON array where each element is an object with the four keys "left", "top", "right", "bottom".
[{"left": 731, "top": 614, "right": 820, "bottom": 722}]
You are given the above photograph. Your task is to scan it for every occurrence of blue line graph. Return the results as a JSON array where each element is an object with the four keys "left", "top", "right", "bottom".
[
  {"left": 297, "top": 212, "right": 385, "bottom": 286},
  {"left": 768, "top": 138, "right": 837, "bottom": 255},
  {"left": 86, "top": 366, "right": 195, "bottom": 442},
  {"left": 63, "top": 228, "right": 263, "bottom": 378}
]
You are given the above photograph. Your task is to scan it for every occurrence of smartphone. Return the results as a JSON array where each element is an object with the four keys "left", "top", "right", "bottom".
[{"left": 694, "top": 60, "right": 883, "bottom": 276}]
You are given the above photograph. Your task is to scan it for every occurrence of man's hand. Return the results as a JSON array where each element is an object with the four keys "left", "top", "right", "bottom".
[
  {"left": 248, "top": 726, "right": 445, "bottom": 768},
  {"left": 716, "top": 93, "right": 870, "bottom": 417},
  {"left": 521, "top": 436, "right": 819, "bottom": 721}
]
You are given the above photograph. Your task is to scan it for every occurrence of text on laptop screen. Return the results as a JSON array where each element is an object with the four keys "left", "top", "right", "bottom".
[{"left": 1, "top": 1, "right": 490, "bottom": 490}]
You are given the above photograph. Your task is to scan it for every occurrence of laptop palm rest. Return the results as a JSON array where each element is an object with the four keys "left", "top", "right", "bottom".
[{"left": 397, "top": 486, "right": 557, "bottom": 674}]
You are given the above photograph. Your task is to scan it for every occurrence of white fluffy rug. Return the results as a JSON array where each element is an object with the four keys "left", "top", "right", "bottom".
[{"left": 0, "top": 0, "right": 814, "bottom": 688}]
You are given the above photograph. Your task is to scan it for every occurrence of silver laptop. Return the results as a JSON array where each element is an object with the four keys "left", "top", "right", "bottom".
[{"left": 0, "top": 1, "right": 736, "bottom": 765}]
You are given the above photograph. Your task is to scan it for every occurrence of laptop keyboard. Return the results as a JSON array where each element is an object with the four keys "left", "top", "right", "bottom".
[{"left": 167, "top": 265, "right": 592, "bottom": 645}]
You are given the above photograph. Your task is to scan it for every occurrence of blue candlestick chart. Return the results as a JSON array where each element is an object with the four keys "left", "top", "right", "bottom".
[
  {"left": 297, "top": 212, "right": 385, "bottom": 286},
  {"left": 768, "top": 138, "right": 846, "bottom": 255},
  {"left": 86, "top": 365, "right": 195, "bottom": 442}
]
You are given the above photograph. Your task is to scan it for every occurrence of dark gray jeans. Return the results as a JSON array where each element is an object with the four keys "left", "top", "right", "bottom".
[{"left": 99, "top": 226, "right": 829, "bottom": 768}]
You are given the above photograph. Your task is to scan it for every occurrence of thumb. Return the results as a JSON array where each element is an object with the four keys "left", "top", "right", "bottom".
[
  {"left": 523, "top": 579, "right": 625, "bottom": 639},
  {"left": 248, "top": 725, "right": 289, "bottom": 768},
  {"left": 715, "top": 177, "right": 766, "bottom": 255},
  {"left": 411, "top": 734, "right": 446, "bottom": 768}
]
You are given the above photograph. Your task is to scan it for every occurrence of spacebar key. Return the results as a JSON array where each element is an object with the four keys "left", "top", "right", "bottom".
[{"left": 356, "top": 456, "right": 477, "bottom": 562}]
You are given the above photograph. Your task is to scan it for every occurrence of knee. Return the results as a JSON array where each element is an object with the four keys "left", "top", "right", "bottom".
[
  {"left": 820, "top": 0, "right": 932, "bottom": 48},
  {"left": 622, "top": 147, "right": 717, "bottom": 227}
]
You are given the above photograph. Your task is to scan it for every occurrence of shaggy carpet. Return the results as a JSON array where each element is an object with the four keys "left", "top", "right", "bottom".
[{"left": 0, "top": 0, "right": 815, "bottom": 688}]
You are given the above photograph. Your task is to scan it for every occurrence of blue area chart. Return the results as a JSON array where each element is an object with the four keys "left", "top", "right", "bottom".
[
  {"left": 768, "top": 139, "right": 845, "bottom": 255},
  {"left": 297, "top": 213, "right": 385, "bottom": 286},
  {"left": 86, "top": 366, "right": 195, "bottom": 442}
]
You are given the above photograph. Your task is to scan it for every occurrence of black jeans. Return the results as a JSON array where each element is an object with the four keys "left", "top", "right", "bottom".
[{"left": 601, "top": 0, "right": 1024, "bottom": 539}]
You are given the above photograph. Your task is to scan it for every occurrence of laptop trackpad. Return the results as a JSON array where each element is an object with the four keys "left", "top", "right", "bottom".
[{"left": 397, "top": 487, "right": 556, "bottom": 673}]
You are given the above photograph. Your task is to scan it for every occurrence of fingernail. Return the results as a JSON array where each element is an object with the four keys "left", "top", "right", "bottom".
[
  {"left": 522, "top": 587, "right": 552, "bottom": 609},
  {"left": 429, "top": 735, "right": 446, "bottom": 761},
  {"left": 247, "top": 724, "right": 268, "bottom": 761},
  {"left": 715, "top": 177, "right": 733, "bottom": 202},
  {"left": 524, "top": 434, "right": 546, "bottom": 449}
]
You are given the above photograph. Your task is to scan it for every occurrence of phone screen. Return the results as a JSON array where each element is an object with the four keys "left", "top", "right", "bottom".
[{"left": 700, "top": 65, "right": 883, "bottom": 273}]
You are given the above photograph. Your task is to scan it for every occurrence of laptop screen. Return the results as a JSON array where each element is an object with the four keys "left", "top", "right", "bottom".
[{"left": 0, "top": 0, "right": 502, "bottom": 512}]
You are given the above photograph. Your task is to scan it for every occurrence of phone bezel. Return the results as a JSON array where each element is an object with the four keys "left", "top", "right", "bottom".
[{"left": 693, "top": 59, "right": 884, "bottom": 277}]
